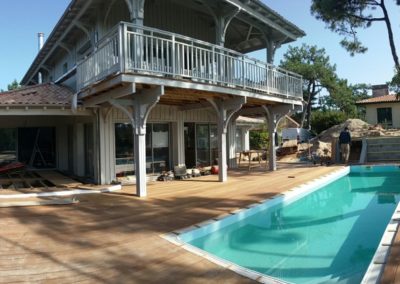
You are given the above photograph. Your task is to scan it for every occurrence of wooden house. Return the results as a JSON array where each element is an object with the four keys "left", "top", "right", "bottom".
[{"left": 2, "top": 0, "right": 305, "bottom": 196}]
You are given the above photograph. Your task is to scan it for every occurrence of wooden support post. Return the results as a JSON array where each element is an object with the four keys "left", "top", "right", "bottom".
[
  {"left": 208, "top": 97, "right": 246, "bottom": 182},
  {"left": 262, "top": 104, "right": 300, "bottom": 171},
  {"left": 94, "top": 107, "right": 114, "bottom": 185},
  {"left": 109, "top": 85, "right": 164, "bottom": 197},
  {"left": 227, "top": 114, "right": 239, "bottom": 169},
  {"left": 133, "top": 86, "right": 164, "bottom": 197}
]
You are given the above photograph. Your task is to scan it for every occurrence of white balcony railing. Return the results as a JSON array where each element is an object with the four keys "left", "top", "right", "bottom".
[{"left": 77, "top": 22, "right": 303, "bottom": 100}]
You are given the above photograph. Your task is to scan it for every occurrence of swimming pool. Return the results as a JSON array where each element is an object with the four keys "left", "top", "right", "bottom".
[{"left": 167, "top": 166, "right": 400, "bottom": 284}]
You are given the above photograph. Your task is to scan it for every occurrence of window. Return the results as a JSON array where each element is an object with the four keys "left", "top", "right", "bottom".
[
  {"left": 115, "top": 123, "right": 134, "bottom": 169},
  {"left": 377, "top": 107, "right": 392, "bottom": 128}
]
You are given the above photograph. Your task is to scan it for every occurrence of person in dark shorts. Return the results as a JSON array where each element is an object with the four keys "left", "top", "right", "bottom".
[{"left": 339, "top": 127, "right": 351, "bottom": 164}]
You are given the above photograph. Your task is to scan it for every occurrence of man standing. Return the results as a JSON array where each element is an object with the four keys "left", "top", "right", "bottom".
[{"left": 339, "top": 127, "right": 351, "bottom": 164}]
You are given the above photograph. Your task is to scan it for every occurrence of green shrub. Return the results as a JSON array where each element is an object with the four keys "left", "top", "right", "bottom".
[{"left": 250, "top": 129, "right": 269, "bottom": 150}]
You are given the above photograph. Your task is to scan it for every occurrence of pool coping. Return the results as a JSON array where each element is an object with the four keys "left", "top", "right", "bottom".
[
  {"left": 361, "top": 199, "right": 400, "bottom": 284},
  {"left": 161, "top": 166, "right": 352, "bottom": 284}
]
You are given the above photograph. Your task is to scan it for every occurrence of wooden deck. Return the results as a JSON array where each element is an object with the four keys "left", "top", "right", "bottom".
[{"left": 0, "top": 163, "right": 397, "bottom": 283}]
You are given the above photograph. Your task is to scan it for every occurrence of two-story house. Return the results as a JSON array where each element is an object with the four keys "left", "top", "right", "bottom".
[{"left": 2, "top": 0, "right": 305, "bottom": 196}]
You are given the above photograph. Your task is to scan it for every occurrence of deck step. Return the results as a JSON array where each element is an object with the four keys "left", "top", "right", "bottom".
[
  {"left": 0, "top": 196, "right": 78, "bottom": 207},
  {"left": 367, "top": 137, "right": 400, "bottom": 162}
]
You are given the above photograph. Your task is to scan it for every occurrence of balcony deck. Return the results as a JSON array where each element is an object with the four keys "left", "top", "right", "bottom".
[{"left": 77, "top": 23, "right": 302, "bottom": 102}]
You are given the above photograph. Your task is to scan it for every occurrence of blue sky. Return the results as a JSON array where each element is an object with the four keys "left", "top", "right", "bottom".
[{"left": 0, "top": 0, "right": 399, "bottom": 90}]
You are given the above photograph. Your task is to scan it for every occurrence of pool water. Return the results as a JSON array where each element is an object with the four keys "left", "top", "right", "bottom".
[{"left": 184, "top": 167, "right": 400, "bottom": 283}]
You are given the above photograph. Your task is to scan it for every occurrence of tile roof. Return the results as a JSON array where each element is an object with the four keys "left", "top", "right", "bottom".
[
  {"left": 357, "top": 95, "right": 400, "bottom": 104},
  {"left": 0, "top": 83, "right": 73, "bottom": 106}
]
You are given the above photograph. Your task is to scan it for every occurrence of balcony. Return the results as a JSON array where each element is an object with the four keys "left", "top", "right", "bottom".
[{"left": 77, "top": 22, "right": 303, "bottom": 100}]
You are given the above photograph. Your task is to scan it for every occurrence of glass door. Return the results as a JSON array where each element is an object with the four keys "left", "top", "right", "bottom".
[
  {"left": 196, "top": 124, "right": 210, "bottom": 166},
  {"left": 184, "top": 123, "right": 196, "bottom": 168},
  {"left": 152, "top": 123, "right": 169, "bottom": 173}
]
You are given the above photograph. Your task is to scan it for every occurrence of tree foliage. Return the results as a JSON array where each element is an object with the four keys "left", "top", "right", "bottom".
[
  {"left": 324, "top": 81, "right": 371, "bottom": 117},
  {"left": 7, "top": 79, "right": 21, "bottom": 91},
  {"left": 249, "top": 128, "right": 268, "bottom": 150},
  {"left": 280, "top": 44, "right": 337, "bottom": 129},
  {"left": 311, "top": 0, "right": 400, "bottom": 93}
]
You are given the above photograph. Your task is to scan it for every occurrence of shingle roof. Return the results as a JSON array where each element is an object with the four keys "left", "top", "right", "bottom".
[
  {"left": 0, "top": 83, "right": 73, "bottom": 106},
  {"left": 357, "top": 95, "right": 400, "bottom": 104}
]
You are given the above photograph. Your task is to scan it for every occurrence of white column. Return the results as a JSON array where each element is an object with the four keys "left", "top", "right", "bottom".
[
  {"left": 265, "top": 39, "right": 279, "bottom": 64},
  {"left": 227, "top": 119, "right": 237, "bottom": 169},
  {"left": 177, "top": 114, "right": 185, "bottom": 165},
  {"left": 134, "top": 128, "right": 147, "bottom": 197},
  {"left": 132, "top": 87, "right": 163, "bottom": 197},
  {"left": 208, "top": 97, "right": 245, "bottom": 182},
  {"left": 262, "top": 104, "right": 297, "bottom": 172},
  {"left": 94, "top": 108, "right": 114, "bottom": 184},
  {"left": 267, "top": 118, "right": 277, "bottom": 171},
  {"left": 128, "top": 0, "right": 145, "bottom": 25},
  {"left": 73, "top": 123, "right": 85, "bottom": 176},
  {"left": 172, "top": 112, "right": 185, "bottom": 166},
  {"left": 243, "top": 127, "right": 250, "bottom": 151},
  {"left": 218, "top": 120, "right": 228, "bottom": 181}
]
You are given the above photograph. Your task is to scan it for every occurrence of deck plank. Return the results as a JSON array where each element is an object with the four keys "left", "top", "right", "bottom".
[{"left": 0, "top": 164, "right": 357, "bottom": 283}]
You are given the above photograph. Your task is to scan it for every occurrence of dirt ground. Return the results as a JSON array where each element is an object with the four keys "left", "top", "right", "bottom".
[{"left": 279, "top": 119, "right": 400, "bottom": 163}]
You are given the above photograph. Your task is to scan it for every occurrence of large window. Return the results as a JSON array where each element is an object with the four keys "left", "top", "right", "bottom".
[
  {"left": 115, "top": 123, "right": 170, "bottom": 176},
  {"left": 377, "top": 107, "right": 392, "bottom": 128},
  {"left": 18, "top": 127, "right": 56, "bottom": 168},
  {"left": 151, "top": 124, "right": 169, "bottom": 172},
  {"left": 115, "top": 123, "right": 134, "bottom": 168}
]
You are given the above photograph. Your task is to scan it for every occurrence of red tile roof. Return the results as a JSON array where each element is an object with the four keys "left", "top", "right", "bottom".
[
  {"left": 0, "top": 83, "right": 73, "bottom": 106},
  {"left": 357, "top": 94, "right": 400, "bottom": 104}
]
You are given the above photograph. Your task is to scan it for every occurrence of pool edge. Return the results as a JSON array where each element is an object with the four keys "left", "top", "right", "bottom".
[
  {"left": 361, "top": 201, "right": 400, "bottom": 284},
  {"left": 161, "top": 166, "right": 350, "bottom": 284}
]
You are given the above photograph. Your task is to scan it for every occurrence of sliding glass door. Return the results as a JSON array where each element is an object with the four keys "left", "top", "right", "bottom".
[
  {"left": 115, "top": 123, "right": 170, "bottom": 176},
  {"left": 184, "top": 123, "right": 218, "bottom": 168},
  {"left": 196, "top": 124, "right": 210, "bottom": 166}
]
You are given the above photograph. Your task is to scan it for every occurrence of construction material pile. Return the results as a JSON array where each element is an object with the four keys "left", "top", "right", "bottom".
[{"left": 317, "top": 118, "right": 400, "bottom": 142}]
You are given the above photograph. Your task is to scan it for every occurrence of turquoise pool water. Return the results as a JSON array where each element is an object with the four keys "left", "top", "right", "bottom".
[{"left": 182, "top": 166, "right": 400, "bottom": 283}]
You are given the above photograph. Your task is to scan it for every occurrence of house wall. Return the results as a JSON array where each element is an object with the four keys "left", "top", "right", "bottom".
[{"left": 365, "top": 103, "right": 400, "bottom": 128}]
